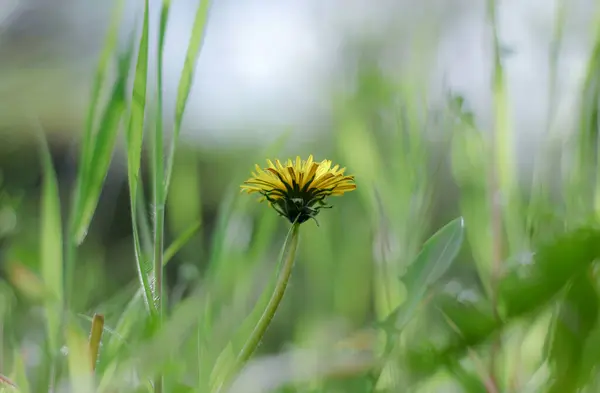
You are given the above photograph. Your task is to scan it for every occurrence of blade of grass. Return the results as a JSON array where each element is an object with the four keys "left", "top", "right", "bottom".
[
  {"left": 163, "top": 220, "right": 201, "bottom": 265},
  {"left": 152, "top": 1, "right": 172, "bottom": 392},
  {"left": 72, "top": 40, "right": 134, "bottom": 244},
  {"left": 164, "top": 0, "right": 211, "bottom": 195},
  {"left": 125, "top": 0, "right": 155, "bottom": 315},
  {"left": 38, "top": 132, "right": 64, "bottom": 356},
  {"left": 136, "top": 175, "right": 154, "bottom": 258},
  {"left": 488, "top": 0, "right": 513, "bottom": 387},
  {"left": 72, "top": 0, "right": 125, "bottom": 222},
  {"left": 66, "top": 29, "right": 136, "bottom": 310},
  {"left": 64, "top": 0, "right": 124, "bottom": 314},
  {"left": 527, "top": 0, "right": 567, "bottom": 238}
]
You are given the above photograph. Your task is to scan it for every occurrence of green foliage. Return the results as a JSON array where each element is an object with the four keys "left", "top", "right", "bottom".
[{"left": 5, "top": 0, "right": 600, "bottom": 392}]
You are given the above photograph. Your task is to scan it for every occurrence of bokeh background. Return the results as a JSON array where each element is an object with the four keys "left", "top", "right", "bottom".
[{"left": 1, "top": 0, "right": 600, "bottom": 392}]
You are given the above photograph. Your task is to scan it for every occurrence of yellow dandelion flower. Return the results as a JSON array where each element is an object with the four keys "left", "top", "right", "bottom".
[{"left": 241, "top": 155, "right": 356, "bottom": 224}]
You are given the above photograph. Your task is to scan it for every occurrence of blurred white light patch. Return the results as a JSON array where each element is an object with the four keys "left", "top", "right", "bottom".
[
  {"left": 160, "top": 0, "right": 329, "bottom": 145},
  {"left": 227, "top": 347, "right": 375, "bottom": 393}
]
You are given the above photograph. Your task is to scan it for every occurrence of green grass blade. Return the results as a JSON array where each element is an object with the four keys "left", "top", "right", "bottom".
[
  {"left": 488, "top": 0, "right": 525, "bottom": 252},
  {"left": 38, "top": 133, "right": 64, "bottom": 355},
  {"left": 72, "top": 0, "right": 125, "bottom": 219},
  {"left": 72, "top": 44, "right": 134, "bottom": 244},
  {"left": 164, "top": 0, "right": 211, "bottom": 195},
  {"left": 152, "top": 2, "right": 172, "bottom": 392},
  {"left": 125, "top": 0, "right": 154, "bottom": 314},
  {"left": 163, "top": 220, "right": 201, "bottom": 266},
  {"left": 151, "top": 0, "right": 171, "bottom": 301}
]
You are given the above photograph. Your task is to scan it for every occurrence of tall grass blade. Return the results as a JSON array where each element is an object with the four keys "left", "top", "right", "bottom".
[
  {"left": 163, "top": 220, "right": 201, "bottom": 265},
  {"left": 125, "top": 0, "right": 154, "bottom": 314},
  {"left": 151, "top": 2, "right": 172, "bottom": 392},
  {"left": 38, "top": 133, "right": 64, "bottom": 355},
  {"left": 164, "top": 0, "right": 211, "bottom": 195},
  {"left": 71, "top": 0, "right": 125, "bottom": 228},
  {"left": 72, "top": 41, "right": 135, "bottom": 245}
]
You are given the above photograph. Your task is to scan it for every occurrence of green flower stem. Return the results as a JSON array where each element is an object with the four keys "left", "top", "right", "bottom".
[{"left": 236, "top": 222, "right": 300, "bottom": 367}]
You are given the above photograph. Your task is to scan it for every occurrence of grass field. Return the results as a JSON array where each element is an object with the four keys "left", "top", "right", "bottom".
[{"left": 2, "top": 0, "right": 600, "bottom": 392}]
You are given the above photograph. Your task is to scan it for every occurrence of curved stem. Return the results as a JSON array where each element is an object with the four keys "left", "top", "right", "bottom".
[{"left": 236, "top": 222, "right": 300, "bottom": 366}]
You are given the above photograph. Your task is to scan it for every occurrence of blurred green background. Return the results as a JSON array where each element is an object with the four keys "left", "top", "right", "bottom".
[{"left": 2, "top": 0, "right": 600, "bottom": 392}]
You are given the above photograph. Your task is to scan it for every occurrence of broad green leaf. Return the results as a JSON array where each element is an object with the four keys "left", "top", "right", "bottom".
[
  {"left": 384, "top": 217, "right": 465, "bottom": 331},
  {"left": 546, "top": 272, "right": 598, "bottom": 393},
  {"left": 437, "top": 292, "right": 499, "bottom": 350},
  {"left": 38, "top": 134, "right": 63, "bottom": 354},
  {"left": 402, "top": 291, "right": 499, "bottom": 384},
  {"left": 403, "top": 227, "right": 600, "bottom": 383},
  {"left": 498, "top": 227, "right": 600, "bottom": 319}
]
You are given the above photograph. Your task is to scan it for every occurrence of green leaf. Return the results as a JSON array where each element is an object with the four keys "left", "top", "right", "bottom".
[
  {"left": 384, "top": 217, "right": 465, "bottom": 331},
  {"left": 403, "top": 291, "right": 499, "bottom": 383},
  {"left": 498, "top": 227, "right": 600, "bottom": 319},
  {"left": 403, "top": 227, "right": 600, "bottom": 383},
  {"left": 437, "top": 292, "right": 499, "bottom": 351},
  {"left": 38, "top": 133, "right": 63, "bottom": 354},
  {"left": 546, "top": 272, "right": 599, "bottom": 393}
]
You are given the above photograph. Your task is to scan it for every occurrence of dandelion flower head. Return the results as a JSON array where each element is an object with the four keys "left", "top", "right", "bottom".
[{"left": 240, "top": 155, "right": 356, "bottom": 224}]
